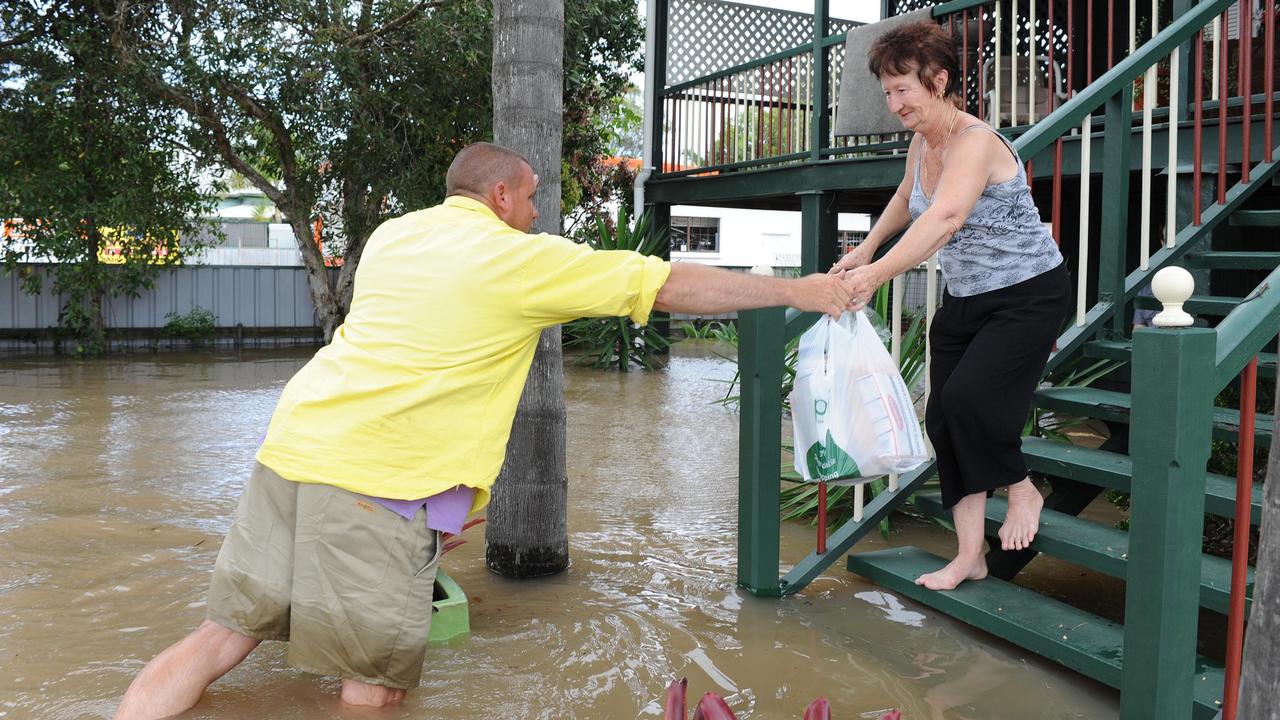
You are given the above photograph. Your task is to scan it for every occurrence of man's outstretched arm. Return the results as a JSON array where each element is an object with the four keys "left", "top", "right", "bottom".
[{"left": 653, "top": 263, "right": 854, "bottom": 319}]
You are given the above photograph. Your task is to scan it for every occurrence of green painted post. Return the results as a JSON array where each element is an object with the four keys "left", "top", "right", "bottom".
[
  {"left": 651, "top": 0, "right": 669, "bottom": 174},
  {"left": 1097, "top": 87, "right": 1133, "bottom": 336},
  {"left": 799, "top": 191, "right": 838, "bottom": 275},
  {"left": 649, "top": 203, "right": 671, "bottom": 261},
  {"left": 810, "top": 0, "right": 831, "bottom": 162},
  {"left": 737, "top": 306, "right": 787, "bottom": 597},
  {"left": 648, "top": 203, "right": 672, "bottom": 341},
  {"left": 1121, "top": 326, "right": 1216, "bottom": 720}
]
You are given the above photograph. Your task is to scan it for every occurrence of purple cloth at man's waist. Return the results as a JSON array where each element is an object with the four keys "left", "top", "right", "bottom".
[{"left": 368, "top": 485, "right": 475, "bottom": 535}]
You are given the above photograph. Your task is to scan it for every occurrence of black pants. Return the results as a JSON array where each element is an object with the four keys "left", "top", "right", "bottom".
[{"left": 926, "top": 263, "right": 1071, "bottom": 509}]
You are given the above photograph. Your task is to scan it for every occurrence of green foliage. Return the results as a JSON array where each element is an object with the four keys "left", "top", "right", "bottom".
[
  {"left": 563, "top": 210, "right": 670, "bottom": 371},
  {"left": 0, "top": 1, "right": 218, "bottom": 353},
  {"left": 677, "top": 320, "right": 726, "bottom": 340},
  {"left": 108, "top": 0, "right": 643, "bottom": 333},
  {"left": 161, "top": 308, "right": 217, "bottom": 346}
]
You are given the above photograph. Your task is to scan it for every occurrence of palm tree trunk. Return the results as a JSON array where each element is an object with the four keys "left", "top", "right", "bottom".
[
  {"left": 1240, "top": 387, "right": 1280, "bottom": 718},
  {"left": 485, "top": 0, "right": 569, "bottom": 578}
]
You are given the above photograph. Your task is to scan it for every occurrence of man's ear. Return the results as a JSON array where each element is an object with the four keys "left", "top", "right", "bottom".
[{"left": 490, "top": 179, "right": 510, "bottom": 212}]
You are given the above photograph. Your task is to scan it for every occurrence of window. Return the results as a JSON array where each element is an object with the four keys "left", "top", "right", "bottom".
[
  {"left": 837, "top": 229, "right": 867, "bottom": 256},
  {"left": 671, "top": 216, "right": 720, "bottom": 253}
]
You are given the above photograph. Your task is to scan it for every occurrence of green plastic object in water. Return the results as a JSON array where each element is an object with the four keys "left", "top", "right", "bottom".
[{"left": 427, "top": 569, "right": 470, "bottom": 643}]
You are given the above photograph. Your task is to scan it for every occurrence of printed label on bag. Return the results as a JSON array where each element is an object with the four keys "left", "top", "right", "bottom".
[{"left": 804, "top": 430, "right": 861, "bottom": 480}]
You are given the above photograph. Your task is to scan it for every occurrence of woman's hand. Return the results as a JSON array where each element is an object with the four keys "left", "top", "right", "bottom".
[
  {"left": 828, "top": 242, "right": 875, "bottom": 275},
  {"left": 844, "top": 264, "right": 885, "bottom": 312}
]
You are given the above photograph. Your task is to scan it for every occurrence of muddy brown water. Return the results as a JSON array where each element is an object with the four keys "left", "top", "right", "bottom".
[{"left": 0, "top": 345, "right": 1119, "bottom": 719}]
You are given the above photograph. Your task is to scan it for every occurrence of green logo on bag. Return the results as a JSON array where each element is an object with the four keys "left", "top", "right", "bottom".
[
  {"left": 814, "top": 399, "right": 827, "bottom": 417},
  {"left": 804, "top": 430, "right": 861, "bottom": 480}
]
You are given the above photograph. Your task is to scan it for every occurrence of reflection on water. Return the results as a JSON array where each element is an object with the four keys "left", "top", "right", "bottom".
[{"left": 0, "top": 346, "right": 1118, "bottom": 719}]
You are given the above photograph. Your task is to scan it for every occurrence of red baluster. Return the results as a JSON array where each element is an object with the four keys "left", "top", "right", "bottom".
[
  {"left": 1222, "top": 357, "right": 1258, "bottom": 720},
  {"left": 1243, "top": 0, "right": 1253, "bottom": 182},
  {"left": 1220, "top": 9, "right": 1229, "bottom": 204},
  {"left": 817, "top": 482, "right": 828, "bottom": 554},
  {"left": 1267, "top": 0, "right": 1275, "bottom": 161}
]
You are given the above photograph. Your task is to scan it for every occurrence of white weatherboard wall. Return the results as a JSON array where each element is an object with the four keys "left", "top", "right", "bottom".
[{"left": 670, "top": 206, "right": 871, "bottom": 269}]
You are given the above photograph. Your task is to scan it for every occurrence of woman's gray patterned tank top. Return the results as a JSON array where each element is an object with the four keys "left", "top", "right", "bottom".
[{"left": 908, "top": 124, "right": 1063, "bottom": 297}]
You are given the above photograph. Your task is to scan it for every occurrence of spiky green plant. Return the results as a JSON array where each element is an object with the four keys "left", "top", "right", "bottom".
[{"left": 563, "top": 209, "right": 670, "bottom": 371}]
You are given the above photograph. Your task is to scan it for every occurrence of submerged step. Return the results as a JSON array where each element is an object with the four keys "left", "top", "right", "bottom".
[
  {"left": 912, "top": 492, "right": 1252, "bottom": 616},
  {"left": 1020, "top": 437, "right": 1263, "bottom": 524},
  {"left": 1032, "top": 386, "right": 1274, "bottom": 444},
  {"left": 846, "top": 546, "right": 1225, "bottom": 719}
]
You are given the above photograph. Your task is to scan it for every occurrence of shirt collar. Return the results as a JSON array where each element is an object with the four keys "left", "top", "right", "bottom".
[{"left": 443, "top": 194, "right": 502, "bottom": 221}]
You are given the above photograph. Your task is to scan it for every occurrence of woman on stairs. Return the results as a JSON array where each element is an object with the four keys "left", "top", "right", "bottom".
[{"left": 831, "top": 20, "right": 1070, "bottom": 591}]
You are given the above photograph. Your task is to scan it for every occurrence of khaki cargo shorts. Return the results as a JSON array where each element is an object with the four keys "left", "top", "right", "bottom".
[{"left": 207, "top": 463, "right": 442, "bottom": 689}]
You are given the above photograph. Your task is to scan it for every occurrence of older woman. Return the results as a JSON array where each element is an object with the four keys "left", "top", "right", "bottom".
[{"left": 832, "top": 21, "right": 1069, "bottom": 590}]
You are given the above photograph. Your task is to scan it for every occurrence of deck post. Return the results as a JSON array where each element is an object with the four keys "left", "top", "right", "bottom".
[
  {"left": 650, "top": 0, "right": 669, "bottom": 175},
  {"left": 799, "top": 190, "right": 839, "bottom": 275},
  {"left": 1098, "top": 86, "right": 1134, "bottom": 335},
  {"left": 1122, "top": 325, "right": 1216, "bottom": 719},
  {"left": 810, "top": 0, "right": 831, "bottom": 162},
  {"left": 737, "top": 306, "right": 787, "bottom": 596}
]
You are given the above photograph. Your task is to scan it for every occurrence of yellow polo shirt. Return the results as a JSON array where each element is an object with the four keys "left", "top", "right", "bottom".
[{"left": 256, "top": 196, "right": 670, "bottom": 512}]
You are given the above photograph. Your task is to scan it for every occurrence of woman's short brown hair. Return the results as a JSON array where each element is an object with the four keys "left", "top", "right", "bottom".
[{"left": 867, "top": 20, "right": 961, "bottom": 100}]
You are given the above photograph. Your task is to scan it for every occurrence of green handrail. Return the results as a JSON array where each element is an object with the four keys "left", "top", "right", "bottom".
[
  {"left": 929, "top": 0, "right": 994, "bottom": 17},
  {"left": 660, "top": 43, "right": 815, "bottom": 96},
  {"left": 1215, "top": 264, "right": 1280, "bottom": 387}
]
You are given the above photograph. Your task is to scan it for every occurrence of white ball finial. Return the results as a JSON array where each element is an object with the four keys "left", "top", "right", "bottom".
[{"left": 1151, "top": 266, "right": 1195, "bottom": 328}]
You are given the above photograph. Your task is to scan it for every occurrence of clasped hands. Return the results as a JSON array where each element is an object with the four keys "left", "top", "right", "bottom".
[{"left": 793, "top": 260, "right": 883, "bottom": 320}]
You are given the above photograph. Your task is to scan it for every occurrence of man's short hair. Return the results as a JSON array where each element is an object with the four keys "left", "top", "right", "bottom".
[{"left": 445, "top": 142, "right": 531, "bottom": 197}]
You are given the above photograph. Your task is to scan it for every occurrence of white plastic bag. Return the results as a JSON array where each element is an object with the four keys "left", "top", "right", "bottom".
[{"left": 789, "top": 311, "right": 927, "bottom": 484}]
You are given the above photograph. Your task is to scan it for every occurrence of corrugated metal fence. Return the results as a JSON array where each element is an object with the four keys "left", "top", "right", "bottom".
[{"left": 1, "top": 265, "right": 319, "bottom": 330}]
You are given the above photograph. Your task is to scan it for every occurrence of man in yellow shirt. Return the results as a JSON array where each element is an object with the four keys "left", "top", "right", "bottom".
[{"left": 116, "top": 142, "right": 856, "bottom": 717}]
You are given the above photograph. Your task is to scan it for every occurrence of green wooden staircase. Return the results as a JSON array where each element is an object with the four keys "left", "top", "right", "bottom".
[{"left": 843, "top": 184, "right": 1278, "bottom": 720}]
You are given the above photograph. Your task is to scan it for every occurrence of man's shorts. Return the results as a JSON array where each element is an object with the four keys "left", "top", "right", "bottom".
[{"left": 207, "top": 463, "right": 442, "bottom": 689}]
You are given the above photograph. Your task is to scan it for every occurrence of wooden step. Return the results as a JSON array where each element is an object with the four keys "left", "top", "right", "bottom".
[
  {"left": 1184, "top": 250, "right": 1280, "bottom": 270},
  {"left": 846, "top": 546, "right": 1226, "bottom": 719},
  {"left": 1132, "top": 293, "right": 1245, "bottom": 316},
  {"left": 1084, "top": 339, "right": 1277, "bottom": 379},
  {"left": 1033, "top": 386, "right": 1274, "bottom": 444},
  {"left": 912, "top": 493, "right": 1253, "bottom": 615},
  {"left": 1021, "top": 437, "right": 1264, "bottom": 524},
  {"left": 1229, "top": 209, "right": 1280, "bottom": 226}
]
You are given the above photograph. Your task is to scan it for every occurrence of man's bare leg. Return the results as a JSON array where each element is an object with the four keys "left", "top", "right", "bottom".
[
  {"left": 915, "top": 491, "right": 989, "bottom": 590},
  {"left": 115, "top": 620, "right": 260, "bottom": 720},
  {"left": 340, "top": 679, "right": 407, "bottom": 707},
  {"left": 998, "top": 477, "right": 1044, "bottom": 551}
]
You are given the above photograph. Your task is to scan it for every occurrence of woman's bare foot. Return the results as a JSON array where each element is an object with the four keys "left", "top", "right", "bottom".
[
  {"left": 914, "top": 554, "right": 987, "bottom": 590},
  {"left": 998, "top": 479, "right": 1044, "bottom": 551}
]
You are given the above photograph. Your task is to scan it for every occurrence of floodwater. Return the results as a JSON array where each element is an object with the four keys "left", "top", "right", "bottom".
[{"left": 0, "top": 345, "right": 1120, "bottom": 719}]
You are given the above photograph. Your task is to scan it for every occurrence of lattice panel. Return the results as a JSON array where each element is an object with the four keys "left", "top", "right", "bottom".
[{"left": 667, "top": 0, "right": 858, "bottom": 86}]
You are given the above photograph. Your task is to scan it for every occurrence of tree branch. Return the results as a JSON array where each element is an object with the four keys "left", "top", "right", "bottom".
[
  {"left": 108, "top": 6, "right": 290, "bottom": 211},
  {"left": 346, "top": 0, "right": 449, "bottom": 46},
  {"left": 214, "top": 79, "right": 301, "bottom": 192}
]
